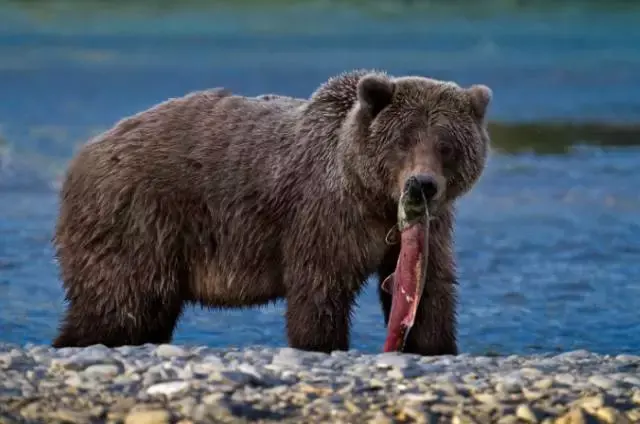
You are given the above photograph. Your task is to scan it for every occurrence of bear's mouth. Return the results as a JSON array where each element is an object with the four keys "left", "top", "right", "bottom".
[{"left": 393, "top": 174, "right": 442, "bottom": 221}]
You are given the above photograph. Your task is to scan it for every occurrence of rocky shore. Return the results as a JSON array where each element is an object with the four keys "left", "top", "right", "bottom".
[{"left": 1, "top": 343, "right": 639, "bottom": 424}]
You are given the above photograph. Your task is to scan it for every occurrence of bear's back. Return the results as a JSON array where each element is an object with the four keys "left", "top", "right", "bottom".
[{"left": 66, "top": 89, "right": 305, "bottom": 193}]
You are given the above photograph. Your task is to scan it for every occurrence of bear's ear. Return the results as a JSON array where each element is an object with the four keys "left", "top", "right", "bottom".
[
  {"left": 467, "top": 84, "right": 492, "bottom": 120},
  {"left": 357, "top": 74, "right": 395, "bottom": 118}
]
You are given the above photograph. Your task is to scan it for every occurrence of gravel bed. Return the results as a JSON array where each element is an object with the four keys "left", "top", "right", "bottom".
[{"left": 1, "top": 343, "right": 639, "bottom": 424}]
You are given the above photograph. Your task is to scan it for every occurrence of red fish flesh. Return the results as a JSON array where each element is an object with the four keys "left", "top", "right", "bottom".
[{"left": 381, "top": 220, "right": 428, "bottom": 352}]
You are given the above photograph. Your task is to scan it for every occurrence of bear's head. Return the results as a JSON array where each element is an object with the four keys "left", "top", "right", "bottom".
[{"left": 328, "top": 71, "right": 492, "bottom": 214}]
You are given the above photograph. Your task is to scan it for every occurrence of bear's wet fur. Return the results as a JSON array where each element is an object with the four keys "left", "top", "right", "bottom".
[{"left": 52, "top": 69, "right": 492, "bottom": 355}]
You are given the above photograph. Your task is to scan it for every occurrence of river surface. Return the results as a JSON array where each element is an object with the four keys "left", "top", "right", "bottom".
[{"left": 1, "top": 5, "right": 639, "bottom": 355}]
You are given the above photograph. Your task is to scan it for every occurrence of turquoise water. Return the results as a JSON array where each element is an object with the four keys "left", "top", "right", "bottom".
[{"left": 1, "top": 5, "right": 639, "bottom": 355}]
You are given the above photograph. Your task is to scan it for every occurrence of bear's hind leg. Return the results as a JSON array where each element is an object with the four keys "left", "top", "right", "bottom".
[
  {"left": 53, "top": 294, "right": 182, "bottom": 348},
  {"left": 52, "top": 251, "right": 184, "bottom": 348}
]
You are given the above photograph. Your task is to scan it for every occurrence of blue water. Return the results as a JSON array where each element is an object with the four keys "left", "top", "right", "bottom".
[{"left": 1, "top": 6, "right": 640, "bottom": 355}]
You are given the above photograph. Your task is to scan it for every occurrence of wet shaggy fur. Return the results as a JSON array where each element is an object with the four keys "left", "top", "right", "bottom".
[{"left": 52, "top": 69, "right": 492, "bottom": 355}]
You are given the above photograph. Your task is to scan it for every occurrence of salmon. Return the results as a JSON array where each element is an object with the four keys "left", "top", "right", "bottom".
[{"left": 382, "top": 191, "right": 430, "bottom": 353}]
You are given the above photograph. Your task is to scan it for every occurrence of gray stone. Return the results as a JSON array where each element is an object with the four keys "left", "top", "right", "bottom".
[
  {"left": 554, "top": 350, "right": 593, "bottom": 360},
  {"left": 518, "top": 367, "right": 544, "bottom": 378},
  {"left": 272, "top": 347, "right": 326, "bottom": 368},
  {"left": 25, "top": 368, "right": 46, "bottom": 380},
  {"left": 554, "top": 373, "right": 576, "bottom": 386},
  {"left": 175, "top": 366, "right": 194, "bottom": 380},
  {"left": 496, "top": 376, "right": 523, "bottom": 393},
  {"left": 154, "top": 344, "right": 189, "bottom": 358},
  {"left": 588, "top": 375, "right": 616, "bottom": 390},
  {"left": 64, "top": 374, "right": 88, "bottom": 387},
  {"left": 401, "top": 392, "right": 441, "bottom": 404},
  {"left": 192, "top": 356, "right": 225, "bottom": 376},
  {"left": 146, "top": 381, "right": 190, "bottom": 397},
  {"left": 615, "top": 354, "right": 640, "bottom": 362},
  {"left": 115, "top": 346, "right": 137, "bottom": 356},
  {"left": 219, "top": 370, "right": 254, "bottom": 385},
  {"left": 0, "top": 353, "right": 15, "bottom": 368},
  {"left": 141, "top": 371, "right": 163, "bottom": 386},
  {"left": 50, "top": 350, "right": 117, "bottom": 371},
  {"left": 419, "top": 363, "right": 448, "bottom": 374},
  {"left": 82, "top": 363, "right": 123, "bottom": 378},
  {"left": 472, "top": 356, "right": 496, "bottom": 366},
  {"left": 237, "top": 363, "right": 263, "bottom": 380},
  {"left": 375, "top": 353, "right": 411, "bottom": 369}
]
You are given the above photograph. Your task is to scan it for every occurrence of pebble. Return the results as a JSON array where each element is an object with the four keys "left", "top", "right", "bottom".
[
  {"left": 82, "top": 363, "right": 123, "bottom": 378},
  {"left": 596, "top": 406, "right": 629, "bottom": 424},
  {"left": 615, "top": 354, "right": 640, "bottom": 362},
  {"left": 587, "top": 375, "right": 616, "bottom": 390},
  {"left": 219, "top": 370, "right": 254, "bottom": 385},
  {"left": 534, "top": 378, "right": 555, "bottom": 390},
  {"left": 496, "top": 416, "right": 519, "bottom": 424},
  {"left": 375, "top": 352, "right": 411, "bottom": 369},
  {"left": 272, "top": 347, "right": 326, "bottom": 368},
  {"left": 155, "top": 344, "right": 190, "bottom": 358},
  {"left": 474, "top": 392, "right": 500, "bottom": 407},
  {"left": 555, "top": 350, "right": 593, "bottom": 360},
  {"left": 0, "top": 343, "right": 639, "bottom": 423},
  {"left": 370, "top": 411, "right": 394, "bottom": 424},
  {"left": 516, "top": 403, "right": 542, "bottom": 423},
  {"left": 520, "top": 367, "right": 544, "bottom": 378},
  {"left": 523, "top": 387, "right": 546, "bottom": 401},
  {"left": 627, "top": 408, "right": 640, "bottom": 421},
  {"left": 496, "top": 376, "right": 522, "bottom": 393},
  {"left": 146, "top": 381, "right": 190, "bottom": 397},
  {"left": 623, "top": 376, "right": 640, "bottom": 386},
  {"left": 573, "top": 394, "right": 604, "bottom": 412},
  {"left": 555, "top": 407, "right": 598, "bottom": 424},
  {"left": 554, "top": 373, "right": 576, "bottom": 386},
  {"left": 125, "top": 409, "right": 171, "bottom": 424},
  {"left": 50, "top": 409, "right": 93, "bottom": 423}
]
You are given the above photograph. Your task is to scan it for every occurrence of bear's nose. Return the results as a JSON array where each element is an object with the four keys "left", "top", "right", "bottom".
[{"left": 405, "top": 174, "right": 440, "bottom": 203}]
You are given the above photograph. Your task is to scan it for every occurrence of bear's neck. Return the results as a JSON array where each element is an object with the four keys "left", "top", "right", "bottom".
[{"left": 292, "top": 96, "right": 397, "bottom": 225}]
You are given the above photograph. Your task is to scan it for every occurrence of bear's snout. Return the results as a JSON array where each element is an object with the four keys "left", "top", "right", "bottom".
[{"left": 404, "top": 174, "right": 441, "bottom": 204}]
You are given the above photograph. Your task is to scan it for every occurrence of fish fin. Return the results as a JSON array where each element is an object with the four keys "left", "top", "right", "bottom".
[{"left": 381, "top": 273, "right": 395, "bottom": 294}]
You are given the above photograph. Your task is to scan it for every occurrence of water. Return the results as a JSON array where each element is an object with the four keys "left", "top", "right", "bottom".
[{"left": 1, "top": 4, "right": 640, "bottom": 355}]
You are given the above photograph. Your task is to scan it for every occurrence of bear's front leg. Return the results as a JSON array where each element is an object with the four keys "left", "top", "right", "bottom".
[
  {"left": 378, "top": 208, "right": 458, "bottom": 356},
  {"left": 405, "top": 208, "right": 458, "bottom": 355},
  {"left": 377, "top": 244, "right": 400, "bottom": 327},
  {"left": 285, "top": 275, "right": 355, "bottom": 353}
]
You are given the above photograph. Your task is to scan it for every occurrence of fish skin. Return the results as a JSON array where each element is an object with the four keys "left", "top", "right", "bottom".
[{"left": 382, "top": 221, "right": 426, "bottom": 352}]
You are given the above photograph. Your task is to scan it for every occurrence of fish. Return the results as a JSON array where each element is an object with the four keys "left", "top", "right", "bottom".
[{"left": 381, "top": 189, "right": 430, "bottom": 353}]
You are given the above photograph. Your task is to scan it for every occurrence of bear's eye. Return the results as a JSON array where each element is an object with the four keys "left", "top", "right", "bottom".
[{"left": 438, "top": 142, "right": 456, "bottom": 162}]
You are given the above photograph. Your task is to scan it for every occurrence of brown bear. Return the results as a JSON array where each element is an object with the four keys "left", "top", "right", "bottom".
[{"left": 52, "top": 69, "right": 492, "bottom": 356}]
